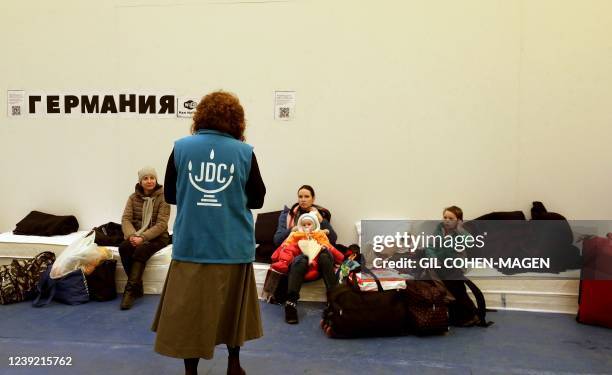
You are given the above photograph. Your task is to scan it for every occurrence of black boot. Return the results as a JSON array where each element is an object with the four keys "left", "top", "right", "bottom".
[
  {"left": 284, "top": 301, "right": 298, "bottom": 324},
  {"left": 120, "top": 256, "right": 131, "bottom": 278},
  {"left": 134, "top": 280, "right": 144, "bottom": 298},
  {"left": 120, "top": 261, "right": 145, "bottom": 310}
]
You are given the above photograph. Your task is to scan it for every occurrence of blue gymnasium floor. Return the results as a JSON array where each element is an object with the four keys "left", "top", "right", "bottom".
[{"left": 0, "top": 296, "right": 611, "bottom": 375}]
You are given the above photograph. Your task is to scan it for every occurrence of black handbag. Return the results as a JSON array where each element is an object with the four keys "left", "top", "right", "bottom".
[
  {"left": 93, "top": 222, "right": 124, "bottom": 247},
  {"left": 86, "top": 259, "right": 117, "bottom": 301}
]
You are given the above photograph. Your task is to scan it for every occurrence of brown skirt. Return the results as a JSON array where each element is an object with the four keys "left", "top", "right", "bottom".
[{"left": 152, "top": 260, "right": 263, "bottom": 359}]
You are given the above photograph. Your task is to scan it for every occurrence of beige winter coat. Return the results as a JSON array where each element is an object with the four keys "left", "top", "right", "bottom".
[{"left": 121, "top": 184, "right": 170, "bottom": 242}]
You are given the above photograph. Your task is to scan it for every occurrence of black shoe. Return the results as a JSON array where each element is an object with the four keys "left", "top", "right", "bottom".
[{"left": 284, "top": 301, "right": 298, "bottom": 324}]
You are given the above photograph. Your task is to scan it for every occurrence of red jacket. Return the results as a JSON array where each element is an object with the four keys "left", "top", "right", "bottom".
[{"left": 271, "top": 237, "right": 344, "bottom": 281}]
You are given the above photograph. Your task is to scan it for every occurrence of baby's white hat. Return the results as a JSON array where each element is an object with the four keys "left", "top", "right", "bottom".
[{"left": 297, "top": 212, "right": 320, "bottom": 232}]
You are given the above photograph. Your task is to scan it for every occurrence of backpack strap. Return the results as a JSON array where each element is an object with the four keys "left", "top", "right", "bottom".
[{"left": 463, "top": 277, "right": 494, "bottom": 327}]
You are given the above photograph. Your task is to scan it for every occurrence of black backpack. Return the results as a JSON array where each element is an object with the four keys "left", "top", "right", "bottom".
[{"left": 443, "top": 276, "right": 493, "bottom": 327}]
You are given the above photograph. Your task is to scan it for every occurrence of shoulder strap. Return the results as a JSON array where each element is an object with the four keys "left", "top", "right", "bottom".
[{"left": 463, "top": 277, "right": 493, "bottom": 327}]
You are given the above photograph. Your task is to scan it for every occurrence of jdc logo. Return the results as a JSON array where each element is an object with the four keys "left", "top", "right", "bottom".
[{"left": 188, "top": 149, "right": 234, "bottom": 207}]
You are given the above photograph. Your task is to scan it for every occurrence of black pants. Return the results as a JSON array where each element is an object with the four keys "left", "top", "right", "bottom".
[
  {"left": 118, "top": 236, "right": 169, "bottom": 276},
  {"left": 287, "top": 250, "right": 337, "bottom": 302}
]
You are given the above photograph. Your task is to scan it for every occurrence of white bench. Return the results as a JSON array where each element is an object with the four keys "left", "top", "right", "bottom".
[{"left": 0, "top": 231, "right": 326, "bottom": 300}]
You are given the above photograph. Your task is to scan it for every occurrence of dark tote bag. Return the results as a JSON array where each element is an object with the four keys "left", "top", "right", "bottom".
[
  {"left": 32, "top": 267, "right": 89, "bottom": 307},
  {"left": 86, "top": 259, "right": 117, "bottom": 301}
]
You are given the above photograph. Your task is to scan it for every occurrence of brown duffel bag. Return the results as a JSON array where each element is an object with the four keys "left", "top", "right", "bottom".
[{"left": 404, "top": 278, "right": 453, "bottom": 335}]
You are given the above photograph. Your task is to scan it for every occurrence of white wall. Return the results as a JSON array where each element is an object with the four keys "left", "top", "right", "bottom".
[{"left": 1, "top": 0, "right": 611, "bottom": 244}]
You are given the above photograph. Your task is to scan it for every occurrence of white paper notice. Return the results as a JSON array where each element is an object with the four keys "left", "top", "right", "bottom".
[
  {"left": 274, "top": 91, "right": 296, "bottom": 121},
  {"left": 177, "top": 97, "right": 199, "bottom": 118},
  {"left": 7, "top": 90, "right": 25, "bottom": 117}
]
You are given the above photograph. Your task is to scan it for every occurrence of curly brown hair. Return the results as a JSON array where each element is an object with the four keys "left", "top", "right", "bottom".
[{"left": 191, "top": 91, "right": 245, "bottom": 140}]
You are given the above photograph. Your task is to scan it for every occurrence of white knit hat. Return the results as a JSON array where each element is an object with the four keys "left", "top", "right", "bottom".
[
  {"left": 297, "top": 212, "right": 320, "bottom": 232},
  {"left": 138, "top": 166, "right": 158, "bottom": 181}
]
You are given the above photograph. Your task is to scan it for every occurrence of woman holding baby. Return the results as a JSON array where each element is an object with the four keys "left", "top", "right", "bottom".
[{"left": 271, "top": 185, "right": 344, "bottom": 324}]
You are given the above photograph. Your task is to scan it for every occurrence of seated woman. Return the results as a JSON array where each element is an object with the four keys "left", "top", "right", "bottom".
[
  {"left": 271, "top": 185, "right": 343, "bottom": 324},
  {"left": 119, "top": 167, "right": 170, "bottom": 310},
  {"left": 273, "top": 185, "right": 337, "bottom": 247}
]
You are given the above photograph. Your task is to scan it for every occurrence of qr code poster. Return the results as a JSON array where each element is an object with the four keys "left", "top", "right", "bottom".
[
  {"left": 274, "top": 91, "right": 295, "bottom": 121},
  {"left": 7, "top": 90, "right": 25, "bottom": 117}
]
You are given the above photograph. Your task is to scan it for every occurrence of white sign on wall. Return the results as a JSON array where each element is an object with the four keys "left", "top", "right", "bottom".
[
  {"left": 7, "top": 90, "right": 25, "bottom": 117},
  {"left": 177, "top": 97, "right": 200, "bottom": 118},
  {"left": 6, "top": 90, "right": 183, "bottom": 118},
  {"left": 274, "top": 90, "right": 296, "bottom": 121}
]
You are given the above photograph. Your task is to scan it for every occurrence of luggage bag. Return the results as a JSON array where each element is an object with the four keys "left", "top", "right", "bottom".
[{"left": 577, "top": 236, "right": 612, "bottom": 328}]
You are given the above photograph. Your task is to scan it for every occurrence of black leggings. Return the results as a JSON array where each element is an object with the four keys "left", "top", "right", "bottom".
[{"left": 287, "top": 250, "right": 337, "bottom": 302}]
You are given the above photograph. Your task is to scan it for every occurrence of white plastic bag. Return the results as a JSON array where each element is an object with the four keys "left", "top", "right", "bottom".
[{"left": 50, "top": 232, "right": 111, "bottom": 279}]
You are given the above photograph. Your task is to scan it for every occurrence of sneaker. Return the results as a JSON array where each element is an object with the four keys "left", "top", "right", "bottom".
[{"left": 284, "top": 301, "right": 298, "bottom": 324}]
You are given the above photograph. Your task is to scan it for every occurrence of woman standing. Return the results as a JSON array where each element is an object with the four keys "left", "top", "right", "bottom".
[
  {"left": 119, "top": 167, "right": 170, "bottom": 310},
  {"left": 152, "top": 91, "right": 265, "bottom": 375}
]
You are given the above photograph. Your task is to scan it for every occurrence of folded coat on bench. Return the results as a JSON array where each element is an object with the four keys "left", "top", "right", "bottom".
[{"left": 14, "top": 211, "right": 79, "bottom": 236}]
